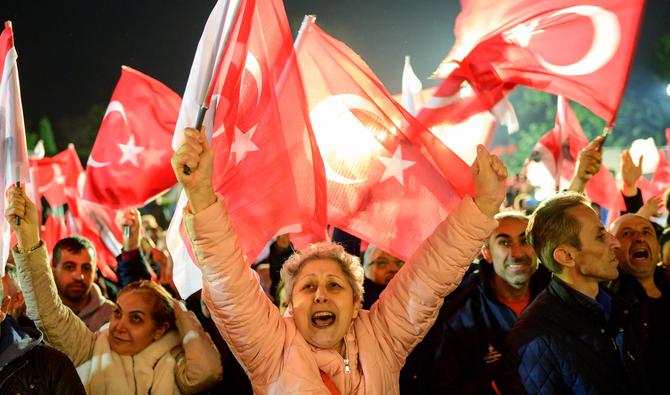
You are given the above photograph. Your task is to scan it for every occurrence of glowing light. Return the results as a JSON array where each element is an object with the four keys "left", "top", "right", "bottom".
[
  {"left": 629, "top": 138, "right": 659, "bottom": 174},
  {"left": 666, "top": 83, "right": 670, "bottom": 96}
]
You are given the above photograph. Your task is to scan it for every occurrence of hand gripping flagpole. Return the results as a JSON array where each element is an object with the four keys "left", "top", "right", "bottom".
[{"left": 183, "top": 0, "right": 241, "bottom": 175}]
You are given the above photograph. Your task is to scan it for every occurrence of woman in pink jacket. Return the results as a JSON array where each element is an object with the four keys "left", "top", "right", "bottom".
[{"left": 172, "top": 128, "right": 507, "bottom": 394}]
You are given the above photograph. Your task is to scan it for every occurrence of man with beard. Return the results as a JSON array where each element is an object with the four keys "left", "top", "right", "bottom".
[
  {"left": 497, "top": 192, "right": 647, "bottom": 395},
  {"left": 610, "top": 214, "right": 670, "bottom": 394},
  {"left": 51, "top": 237, "right": 114, "bottom": 331},
  {"left": 401, "top": 211, "right": 543, "bottom": 394},
  {"left": 361, "top": 246, "right": 404, "bottom": 309}
]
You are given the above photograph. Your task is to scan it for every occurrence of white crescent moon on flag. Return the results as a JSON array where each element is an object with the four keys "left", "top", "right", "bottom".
[
  {"left": 310, "top": 94, "right": 387, "bottom": 185},
  {"left": 104, "top": 100, "right": 129, "bottom": 125},
  {"left": 244, "top": 51, "right": 263, "bottom": 107},
  {"left": 88, "top": 100, "right": 129, "bottom": 168},
  {"left": 211, "top": 51, "right": 262, "bottom": 140},
  {"left": 37, "top": 164, "right": 63, "bottom": 194},
  {"left": 87, "top": 156, "right": 111, "bottom": 168},
  {"left": 537, "top": 5, "right": 620, "bottom": 76}
]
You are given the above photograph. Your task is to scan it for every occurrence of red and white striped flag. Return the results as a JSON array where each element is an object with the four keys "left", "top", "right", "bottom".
[{"left": 1, "top": 21, "right": 31, "bottom": 274}]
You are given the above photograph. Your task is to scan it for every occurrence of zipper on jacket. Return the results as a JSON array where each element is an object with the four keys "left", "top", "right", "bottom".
[
  {"left": 342, "top": 338, "right": 350, "bottom": 374},
  {"left": 132, "top": 355, "right": 139, "bottom": 395}
]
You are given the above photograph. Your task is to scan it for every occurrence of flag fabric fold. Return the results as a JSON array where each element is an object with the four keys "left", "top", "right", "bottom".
[
  {"left": 432, "top": 0, "right": 645, "bottom": 125},
  {"left": 1, "top": 21, "right": 31, "bottom": 274},
  {"left": 530, "top": 96, "right": 623, "bottom": 215},
  {"left": 168, "top": 0, "right": 327, "bottom": 297},
  {"left": 296, "top": 18, "right": 475, "bottom": 261}
]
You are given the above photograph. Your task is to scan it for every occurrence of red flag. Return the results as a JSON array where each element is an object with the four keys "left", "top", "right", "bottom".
[
  {"left": 30, "top": 144, "right": 83, "bottom": 207},
  {"left": 530, "top": 96, "right": 623, "bottom": 213},
  {"left": 1, "top": 21, "right": 31, "bottom": 273},
  {"left": 296, "top": 18, "right": 474, "bottom": 260},
  {"left": 42, "top": 212, "right": 69, "bottom": 255},
  {"left": 392, "top": 86, "right": 496, "bottom": 166},
  {"left": 650, "top": 149, "right": 670, "bottom": 196},
  {"left": 168, "top": 0, "right": 327, "bottom": 297},
  {"left": 434, "top": 0, "right": 645, "bottom": 124},
  {"left": 32, "top": 146, "right": 121, "bottom": 281},
  {"left": 417, "top": 74, "right": 513, "bottom": 127},
  {"left": 84, "top": 66, "right": 181, "bottom": 209}
]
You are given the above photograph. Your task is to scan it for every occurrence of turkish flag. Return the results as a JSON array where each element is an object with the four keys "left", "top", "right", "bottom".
[
  {"left": 30, "top": 144, "right": 83, "bottom": 207},
  {"left": 1, "top": 21, "right": 31, "bottom": 273},
  {"left": 29, "top": 146, "right": 121, "bottom": 281},
  {"left": 83, "top": 66, "right": 181, "bottom": 209},
  {"left": 42, "top": 213, "right": 69, "bottom": 256},
  {"left": 434, "top": 0, "right": 645, "bottom": 124},
  {"left": 167, "top": 0, "right": 327, "bottom": 297},
  {"left": 392, "top": 86, "right": 496, "bottom": 166},
  {"left": 530, "top": 96, "right": 623, "bottom": 214},
  {"left": 171, "top": 0, "right": 256, "bottom": 151},
  {"left": 296, "top": 18, "right": 474, "bottom": 261},
  {"left": 416, "top": 73, "right": 513, "bottom": 128}
]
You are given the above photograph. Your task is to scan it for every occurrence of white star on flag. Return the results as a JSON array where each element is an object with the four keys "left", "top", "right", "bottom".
[
  {"left": 378, "top": 146, "right": 415, "bottom": 185},
  {"left": 503, "top": 20, "right": 543, "bottom": 47},
  {"left": 231, "top": 126, "right": 259, "bottom": 165},
  {"left": 117, "top": 135, "right": 145, "bottom": 167}
]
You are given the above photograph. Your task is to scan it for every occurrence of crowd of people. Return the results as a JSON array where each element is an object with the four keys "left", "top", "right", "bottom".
[{"left": 1, "top": 125, "right": 669, "bottom": 395}]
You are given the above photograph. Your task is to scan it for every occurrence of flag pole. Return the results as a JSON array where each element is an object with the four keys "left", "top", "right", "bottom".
[
  {"left": 294, "top": 15, "right": 316, "bottom": 51},
  {"left": 4, "top": 22, "right": 21, "bottom": 225},
  {"left": 183, "top": 0, "right": 242, "bottom": 175}
]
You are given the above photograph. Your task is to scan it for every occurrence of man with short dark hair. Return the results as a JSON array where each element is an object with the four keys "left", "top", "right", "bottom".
[
  {"left": 610, "top": 213, "right": 670, "bottom": 394},
  {"left": 497, "top": 191, "right": 647, "bottom": 394},
  {"left": 402, "top": 211, "right": 543, "bottom": 394},
  {"left": 51, "top": 236, "right": 114, "bottom": 331}
]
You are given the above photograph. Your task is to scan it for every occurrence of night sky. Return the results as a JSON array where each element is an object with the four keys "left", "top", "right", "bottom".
[{"left": 1, "top": 1, "right": 669, "bottom": 144}]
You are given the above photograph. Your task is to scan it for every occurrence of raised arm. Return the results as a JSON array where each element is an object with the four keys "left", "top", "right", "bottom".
[
  {"left": 171, "top": 128, "right": 286, "bottom": 385},
  {"left": 5, "top": 185, "right": 97, "bottom": 366},
  {"left": 173, "top": 301, "right": 224, "bottom": 393},
  {"left": 367, "top": 145, "right": 506, "bottom": 369},
  {"left": 567, "top": 135, "right": 604, "bottom": 194}
]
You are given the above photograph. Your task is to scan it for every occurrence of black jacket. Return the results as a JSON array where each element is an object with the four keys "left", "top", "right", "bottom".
[
  {"left": 399, "top": 262, "right": 549, "bottom": 395},
  {"left": 0, "top": 316, "right": 85, "bottom": 395},
  {"left": 611, "top": 269, "right": 670, "bottom": 394},
  {"left": 497, "top": 277, "right": 648, "bottom": 395}
]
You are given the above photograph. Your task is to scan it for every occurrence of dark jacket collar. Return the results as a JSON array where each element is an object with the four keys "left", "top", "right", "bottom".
[
  {"left": 548, "top": 276, "right": 613, "bottom": 321},
  {"left": 0, "top": 315, "right": 43, "bottom": 370}
]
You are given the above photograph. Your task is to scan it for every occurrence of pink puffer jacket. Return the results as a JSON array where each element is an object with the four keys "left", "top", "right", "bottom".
[{"left": 184, "top": 196, "right": 496, "bottom": 394}]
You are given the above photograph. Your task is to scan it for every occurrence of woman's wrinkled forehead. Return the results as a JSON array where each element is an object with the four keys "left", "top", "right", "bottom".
[{"left": 296, "top": 258, "right": 347, "bottom": 281}]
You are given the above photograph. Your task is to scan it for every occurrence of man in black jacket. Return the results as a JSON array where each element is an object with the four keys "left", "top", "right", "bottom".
[
  {"left": 430, "top": 212, "right": 540, "bottom": 394},
  {"left": 0, "top": 261, "right": 85, "bottom": 394},
  {"left": 400, "top": 211, "right": 549, "bottom": 394},
  {"left": 610, "top": 213, "right": 670, "bottom": 394},
  {"left": 497, "top": 191, "right": 648, "bottom": 395}
]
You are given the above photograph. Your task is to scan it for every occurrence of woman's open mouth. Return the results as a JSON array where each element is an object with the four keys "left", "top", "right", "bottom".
[{"left": 311, "top": 311, "right": 336, "bottom": 327}]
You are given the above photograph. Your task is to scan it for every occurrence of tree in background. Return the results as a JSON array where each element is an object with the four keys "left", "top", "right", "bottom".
[
  {"left": 651, "top": 34, "right": 670, "bottom": 82},
  {"left": 55, "top": 103, "right": 105, "bottom": 163}
]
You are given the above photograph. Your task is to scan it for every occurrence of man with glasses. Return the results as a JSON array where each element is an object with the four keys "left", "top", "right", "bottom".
[{"left": 362, "top": 246, "right": 404, "bottom": 309}]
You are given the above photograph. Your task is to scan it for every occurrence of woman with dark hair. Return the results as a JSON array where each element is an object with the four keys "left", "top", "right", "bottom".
[{"left": 5, "top": 186, "right": 223, "bottom": 394}]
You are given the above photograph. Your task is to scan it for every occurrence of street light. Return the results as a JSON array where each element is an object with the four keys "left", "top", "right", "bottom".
[{"left": 666, "top": 83, "right": 670, "bottom": 96}]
